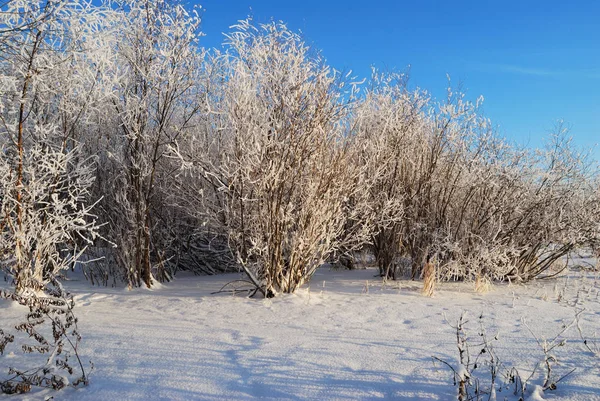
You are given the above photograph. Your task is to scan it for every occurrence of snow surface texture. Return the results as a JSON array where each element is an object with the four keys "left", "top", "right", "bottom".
[{"left": 2, "top": 266, "right": 600, "bottom": 400}]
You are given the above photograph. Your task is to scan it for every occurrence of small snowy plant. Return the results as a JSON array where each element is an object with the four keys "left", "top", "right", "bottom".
[
  {"left": 576, "top": 309, "right": 600, "bottom": 358},
  {"left": 434, "top": 313, "right": 576, "bottom": 401},
  {"left": 0, "top": 278, "right": 90, "bottom": 394},
  {"left": 433, "top": 313, "right": 499, "bottom": 401}
]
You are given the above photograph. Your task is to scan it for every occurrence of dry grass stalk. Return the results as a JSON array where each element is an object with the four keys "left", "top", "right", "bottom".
[
  {"left": 474, "top": 273, "right": 492, "bottom": 293},
  {"left": 422, "top": 261, "right": 436, "bottom": 297}
]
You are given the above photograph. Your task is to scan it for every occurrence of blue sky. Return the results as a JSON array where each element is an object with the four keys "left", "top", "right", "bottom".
[{"left": 195, "top": 0, "right": 600, "bottom": 162}]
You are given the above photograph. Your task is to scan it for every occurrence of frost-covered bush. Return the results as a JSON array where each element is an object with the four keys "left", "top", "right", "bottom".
[
  {"left": 353, "top": 73, "right": 600, "bottom": 284},
  {"left": 427, "top": 127, "right": 600, "bottom": 283},
  {"left": 175, "top": 20, "right": 366, "bottom": 297},
  {"left": 351, "top": 71, "right": 429, "bottom": 279}
]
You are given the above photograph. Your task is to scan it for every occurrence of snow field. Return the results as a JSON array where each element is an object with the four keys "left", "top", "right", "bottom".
[{"left": 2, "top": 267, "right": 600, "bottom": 400}]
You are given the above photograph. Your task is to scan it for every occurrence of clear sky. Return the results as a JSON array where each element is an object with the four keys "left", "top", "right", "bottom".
[{"left": 195, "top": 0, "right": 600, "bottom": 162}]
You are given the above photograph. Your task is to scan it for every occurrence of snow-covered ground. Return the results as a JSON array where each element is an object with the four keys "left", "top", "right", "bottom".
[{"left": 2, "top": 264, "right": 600, "bottom": 400}]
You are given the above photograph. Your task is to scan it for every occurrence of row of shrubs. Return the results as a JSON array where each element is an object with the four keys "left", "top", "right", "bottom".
[{"left": 1, "top": 0, "right": 599, "bottom": 300}]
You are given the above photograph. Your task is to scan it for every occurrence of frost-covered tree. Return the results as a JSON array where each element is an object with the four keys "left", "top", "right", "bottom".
[
  {"left": 0, "top": 0, "right": 102, "bottom": 393},
  {"left": 94, "top": 0, "right": 204, "bottom": 287},
  {"left": 0, "top": 0, "right": 103, "bottom": 291}
]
